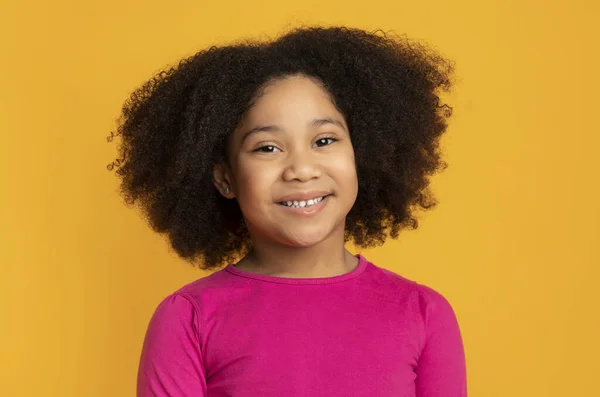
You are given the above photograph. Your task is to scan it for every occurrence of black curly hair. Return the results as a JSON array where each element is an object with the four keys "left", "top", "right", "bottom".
[{"left": 106, "top": 25, "right": 454, "bottom": 270}]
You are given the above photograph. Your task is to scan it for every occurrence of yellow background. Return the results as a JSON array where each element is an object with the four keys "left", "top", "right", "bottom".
[{"left": 1, "top": 1, "right": 598, "bottom": 396}]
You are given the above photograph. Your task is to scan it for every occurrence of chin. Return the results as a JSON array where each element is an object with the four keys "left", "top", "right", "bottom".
[
  {"left": 286, "top": 239, "right": 322, "bottom": 248},
  {"left": 280, "top": 230, "right": 332, "bottom": 248}
]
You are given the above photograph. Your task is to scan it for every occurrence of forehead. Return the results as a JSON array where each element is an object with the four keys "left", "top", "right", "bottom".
[{"left": 240, "top": 75, "right": 343, "bottom": 125}]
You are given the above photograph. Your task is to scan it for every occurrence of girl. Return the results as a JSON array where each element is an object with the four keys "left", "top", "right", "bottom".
[{"left": 108, "top": 26, "right": 466, "bottom": 397}]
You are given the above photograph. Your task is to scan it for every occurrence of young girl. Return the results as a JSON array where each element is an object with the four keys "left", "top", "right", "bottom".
[{"left": 108, "top": 26, "right": 466, "bottom": 397}]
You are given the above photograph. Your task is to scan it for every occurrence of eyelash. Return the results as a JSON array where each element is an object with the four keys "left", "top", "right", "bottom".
[{"left": 253, "top": 137, "right": 338, "bottom": 153}]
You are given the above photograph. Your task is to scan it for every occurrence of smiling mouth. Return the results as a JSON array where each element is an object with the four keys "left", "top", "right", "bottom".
[{"left": 277, "top": 195, "right": 331, "bottom": 209}]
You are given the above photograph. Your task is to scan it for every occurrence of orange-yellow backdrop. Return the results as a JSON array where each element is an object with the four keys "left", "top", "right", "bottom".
[{"left": 1, "top": 1, "right": 598, "bottom": 396}]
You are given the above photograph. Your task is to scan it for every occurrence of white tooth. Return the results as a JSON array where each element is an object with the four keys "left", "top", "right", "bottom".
[
  {"left": 316, "top": 197, "right": 322, "bottom": 202},
  {"left": 293, "top": 201, "right": 299, "bottom": 206},
  {"left": 299, "top": 201, "right": 306, "bottom": 207},
  {"left": 287, "top": 201, "right": 293, "bottom": 206},
  {"left": 307, "top": 199, "right": 314, "bottom": 205}
]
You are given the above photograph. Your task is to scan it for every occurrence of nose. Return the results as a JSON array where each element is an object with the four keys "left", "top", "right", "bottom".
[{"left": 282, "top": 150, "right": 323, "bottom": 182}]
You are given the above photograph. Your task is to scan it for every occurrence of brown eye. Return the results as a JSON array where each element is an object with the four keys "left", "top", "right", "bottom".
[
  {"left": 314, "top": 137, "right": 337, "bottom": 147},
  {"left": 254, "top": 145, "right": 280, "bottom": 153}
]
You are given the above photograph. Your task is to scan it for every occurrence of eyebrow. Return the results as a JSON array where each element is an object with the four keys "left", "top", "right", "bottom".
[{"left": 240, "top": 117, "right": 347, "bottom": 143}]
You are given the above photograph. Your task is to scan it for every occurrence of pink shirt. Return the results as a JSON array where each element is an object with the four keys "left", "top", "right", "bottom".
[{"left": 137, "top": 254, "right": 467, "bottom": 396}]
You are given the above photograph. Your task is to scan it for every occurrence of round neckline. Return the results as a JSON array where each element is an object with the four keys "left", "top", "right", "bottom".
[{"left": 224, "top": 254, "right": 368, "bottom": 285}]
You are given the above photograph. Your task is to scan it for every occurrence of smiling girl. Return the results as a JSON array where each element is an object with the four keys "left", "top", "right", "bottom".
[{"left": 108, "top": 26, "right": 466, "bottom": 396}]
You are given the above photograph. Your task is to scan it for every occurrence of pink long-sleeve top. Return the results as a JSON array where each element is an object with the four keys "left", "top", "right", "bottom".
[{"left": 137, "top": 254, "right": 467, "bottom": 396}]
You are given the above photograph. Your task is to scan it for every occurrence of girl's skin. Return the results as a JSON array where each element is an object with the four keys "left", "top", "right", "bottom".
[{"left": 213, "top": 74, "right": 359, "bottom": 278}]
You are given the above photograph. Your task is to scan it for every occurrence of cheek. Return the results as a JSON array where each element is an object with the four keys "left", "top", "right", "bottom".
[
  {"left": 329, "top": 151, "right": 358, "bottom": 189},
  {"left": 234, "top": 161, "right": 279, "bottom": 205}
]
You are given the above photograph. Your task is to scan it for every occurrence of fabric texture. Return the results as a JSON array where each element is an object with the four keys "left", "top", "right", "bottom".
[{"left": 137, "top": 254, "right": 467, "bottom": 396}]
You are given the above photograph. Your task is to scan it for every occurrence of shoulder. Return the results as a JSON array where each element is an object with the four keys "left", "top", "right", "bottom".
[
  {"left": 148, "top": 266, "right": 238, "bottom": 324},
  {"left": 415, "top": 283, "right": 457, "bottom": 317},
  {"left": 365, "top": 259, "right": 459, "bottom": 328},
  {"left": 412, "top": 282, "right": 461, "bottom": 341},
  {"left": 370, "top": 263, "right": 463, "bottom": 360},
  {"left": 147, "top": 293, "right": 200, "bottom": 335},
  {"left": 366, "top": 260, "right": 444, "bottom": 305},
  {"left": 146, "top": 269, "right": 224, "bottom": 323}
]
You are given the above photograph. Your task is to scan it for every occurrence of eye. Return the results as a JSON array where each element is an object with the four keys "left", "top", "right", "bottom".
[
  {"left": 314, "top": 137, "right": 337, "bottom": 148},
  {"left": 254, "top": 145, "right": 281, "bottom": 153}
]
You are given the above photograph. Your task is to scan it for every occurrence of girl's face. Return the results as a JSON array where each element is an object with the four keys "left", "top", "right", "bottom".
[{"left": 215, "top": 74, "right": 358, "bottom": 248}]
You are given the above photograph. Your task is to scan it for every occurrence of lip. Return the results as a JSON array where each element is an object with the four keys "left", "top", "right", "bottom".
[
  {"left": 276, "top": 194, "right": 331, "bottom": 216},
  {"left": 276, "top": 191, "right": 332, "bottom": 203}
]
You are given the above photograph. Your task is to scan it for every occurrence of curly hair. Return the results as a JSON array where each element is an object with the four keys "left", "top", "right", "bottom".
[{"left": 106, "top": 25, "right": 454, "bottom": 270}]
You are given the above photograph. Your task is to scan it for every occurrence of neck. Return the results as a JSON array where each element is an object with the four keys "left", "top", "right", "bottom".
[{"left": 237, "top": 226, "right": 358, "bottom": 278}]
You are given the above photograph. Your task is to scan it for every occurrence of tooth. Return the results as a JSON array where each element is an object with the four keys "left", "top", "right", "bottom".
[
  {"left": 299, "top": 201, "right": 306, "bottom": 207},
  {"left": 293, "top": 201, "right": 299, "bottom": 206},
  {"left": 307, "top": 199, "right": 314, "bottom": 205},
  {"left": 287, "top": 201, "right": 292, "bottom": 206}
]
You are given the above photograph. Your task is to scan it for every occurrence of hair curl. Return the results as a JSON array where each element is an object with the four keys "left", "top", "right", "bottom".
[{"left": 107, "top": 25, "right": 454, "bottom": 270}]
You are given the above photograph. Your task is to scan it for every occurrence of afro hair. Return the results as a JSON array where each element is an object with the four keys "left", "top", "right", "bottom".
[{"left": 107, "top": 25, "right": 454, "bottom": 270}]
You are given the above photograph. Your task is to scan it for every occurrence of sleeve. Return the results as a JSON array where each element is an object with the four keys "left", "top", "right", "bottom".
[
  {"left": 415, "top": 284, "right": 467, "bottom": 397},
  {"left": 137, "top": 293, "right": 208, "bottom": 397}
]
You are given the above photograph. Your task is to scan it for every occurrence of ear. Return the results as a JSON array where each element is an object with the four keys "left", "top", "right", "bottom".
[{"left": 213, "top": 163, "right": 235, "bottom": 199}]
